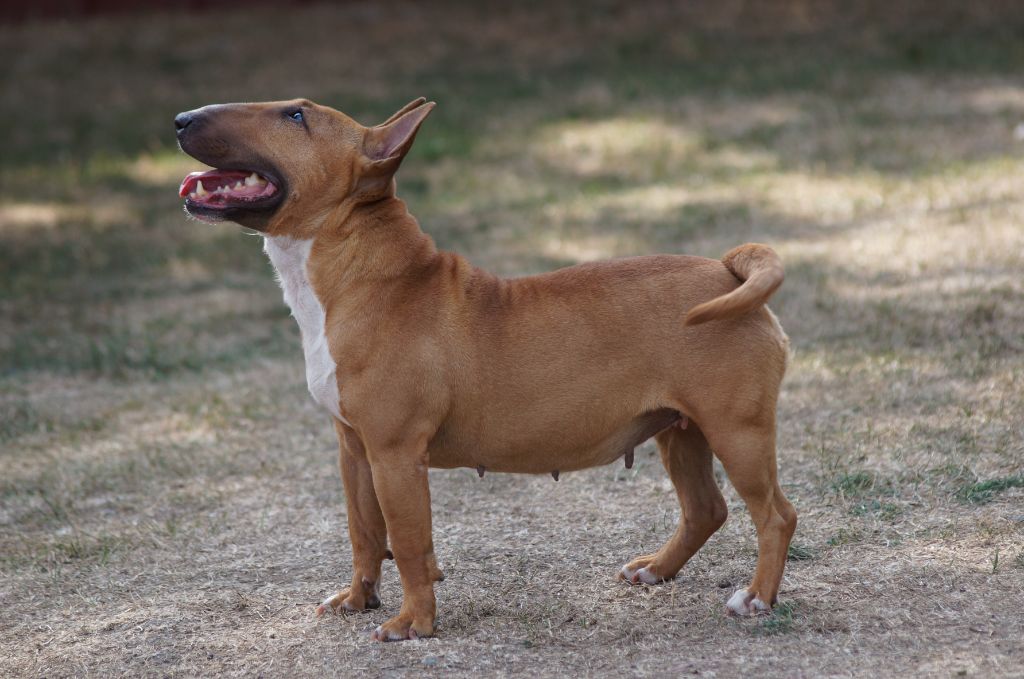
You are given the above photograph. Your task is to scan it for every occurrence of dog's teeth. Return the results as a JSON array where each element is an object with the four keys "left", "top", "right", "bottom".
[
  {"left": 189, "top": 192, "right": 197, "bottom": 199},
  {"left": 196, "top": 180, "right": 208, "bottom": 197},
  {"left": 234, "top": 181, "right": 243, "bottom": 189},
  {"left": 245, "top": 172, "right": 261, "bottom": 187}
]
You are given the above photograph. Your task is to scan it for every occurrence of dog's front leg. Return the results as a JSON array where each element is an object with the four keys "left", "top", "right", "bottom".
[
  {"left": 364, "top": 437, "right": 438, "bottom": 641},
  {"left": 316, "top": 420, "right": 390, "bottom": 616}
]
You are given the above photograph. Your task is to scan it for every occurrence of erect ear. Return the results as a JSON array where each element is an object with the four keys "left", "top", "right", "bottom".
[
  {"left": 356, "top": 100, "right": 435, "bottom": 197},
  {"left": 363, "top": 100, "right": 435, "bottom": 162},
  {"left": 380, "top": 97, "right": 427, "bottom": 126}
]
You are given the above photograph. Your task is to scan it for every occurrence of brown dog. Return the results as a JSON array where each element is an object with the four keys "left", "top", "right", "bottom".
[{"left": 175, "top": 98, "right": 797, "bottom": 641}]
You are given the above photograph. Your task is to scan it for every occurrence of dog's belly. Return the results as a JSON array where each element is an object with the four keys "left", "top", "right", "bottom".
[{"left": 429, "top": 408, "right": 680, "bottom": 474}]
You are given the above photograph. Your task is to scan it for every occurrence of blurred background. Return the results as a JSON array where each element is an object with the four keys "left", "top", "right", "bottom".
[{"left": 2, "top": 1, "right": 1023, "bottom": 676}]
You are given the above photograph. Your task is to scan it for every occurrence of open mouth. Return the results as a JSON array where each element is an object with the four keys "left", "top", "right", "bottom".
[
  {"left": 178, "top": 166, "right": 286, "bottom": 228},
  {"left": 179, "top": 169, "right": 279, "bottom": 209}
]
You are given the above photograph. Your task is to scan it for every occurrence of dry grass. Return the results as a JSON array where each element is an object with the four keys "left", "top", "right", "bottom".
[{"left": 2, "top": 2, "right": 1024, "bottom": 676}]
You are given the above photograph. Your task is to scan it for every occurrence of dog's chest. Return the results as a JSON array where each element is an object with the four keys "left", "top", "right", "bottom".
[{"left": 263, "top": 236, "right": 347, "bottom": 425}]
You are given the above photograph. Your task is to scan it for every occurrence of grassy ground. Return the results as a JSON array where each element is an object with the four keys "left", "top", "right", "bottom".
[{"left": 2, "top": 2, "right": 1024, "bottom": 676}]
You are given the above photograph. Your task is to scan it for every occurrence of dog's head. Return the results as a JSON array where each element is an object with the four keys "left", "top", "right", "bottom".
[{"left": 175, "top": 97, "right": 434, "bottom": 236}]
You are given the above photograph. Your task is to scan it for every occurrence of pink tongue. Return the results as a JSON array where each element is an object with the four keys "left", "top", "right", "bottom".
[{"left": 179, "top": 169, "right": 252, "bottom": 197}]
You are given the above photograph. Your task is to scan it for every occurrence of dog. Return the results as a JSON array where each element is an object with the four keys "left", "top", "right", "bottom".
[{"left": 175, "top": 97, "right": 797, "bottom": 641}]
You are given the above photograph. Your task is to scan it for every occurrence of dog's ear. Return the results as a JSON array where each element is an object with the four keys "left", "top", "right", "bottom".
[
  {"left": 380, "top": 97, "right": 427, "bottom": 126},
  {"left": 356, "top": 100, "right": 435, "bottom": 198}
]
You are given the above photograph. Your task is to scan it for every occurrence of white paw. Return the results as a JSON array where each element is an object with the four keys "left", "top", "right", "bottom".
[
  {"left": 316, "top": 593, "right": 339, "bottom": 615},
  {"left": 726, "top": 587, "right": 770, "bottom": 616},
  {"left": 372, "top": 625, "right": 419, "bottom": 641},
  {"left": 315, "top": 579, "right": 381, "bottom": 616},
  {"left": 316, "top": 591, "right": 361, "bottom": 615},
  {"left": 620, "top": 565, "right": 662, "bottom": 585}
]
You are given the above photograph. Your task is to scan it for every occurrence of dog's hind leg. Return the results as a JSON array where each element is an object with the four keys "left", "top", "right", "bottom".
[
  {"left": 619, "top": 424, "right": 728, "bottom": 584},
  {"left": 704, "top": 421, "right": 797, "bottom": 615},
  {"left": 316, "top": 420, "right": 391, "bottom": 616}
]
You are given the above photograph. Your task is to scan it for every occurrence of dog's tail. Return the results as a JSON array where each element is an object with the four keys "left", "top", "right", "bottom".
[{"left": 684, "top": 243, "right": 784, "bottom": 325}]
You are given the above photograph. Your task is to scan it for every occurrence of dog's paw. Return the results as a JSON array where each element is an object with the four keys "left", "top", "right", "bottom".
[
  {"left": 315, "top": 579, "right": 381, "bottom": 616},
  {"left": 618, "top": 556, "right": 672, "bottom": 585},
  {"left": 619, "top": 564, "right": 664, "bottom": 585},
  {"left": 614, "top": 557, "right": 671, "bottom": 585},
  {"left": 725, "top": 587, "right": 771, "bottom": 616},
  {"left": 370, "top": 613, "right": 434, "bottom": 642}
]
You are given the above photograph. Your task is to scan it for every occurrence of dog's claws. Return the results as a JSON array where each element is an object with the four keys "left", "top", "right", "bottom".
[
  {"left": 551, "top": 470, "right": 559, "bottom": 481},
  {"left": 384, "top": 549, "right": 394, "bottom": 560},
  {"left": 624, "top": 450, "right": 634, "bottom": 469},
  {"left": 620, "top": 563, "right": 666, "bottom": 585},
  {"left": 477, "top": 465, "right": 485, "bottom": 478},
  {"left": 316, "top": 593, "right": 341, "bottom": 616},
  {"left": 371, "top": 621, "right": 426, "bottom": 642}
]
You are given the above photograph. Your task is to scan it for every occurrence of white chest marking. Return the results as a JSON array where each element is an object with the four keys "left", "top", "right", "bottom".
[{"left": 263, "top": 236, "right": 349, "bottom": 426}]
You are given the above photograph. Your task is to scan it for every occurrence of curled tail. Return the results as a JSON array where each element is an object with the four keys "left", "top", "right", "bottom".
[{"left": 684, "top": 243, "right": 784, "bottom": 325}]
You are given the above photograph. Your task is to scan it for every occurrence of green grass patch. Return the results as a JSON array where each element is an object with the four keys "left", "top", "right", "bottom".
[
  {"left": 956, "top": 475, "right": 1024, "bottom": 504},
  {"left": 0, "top": 400, "right": 46, "bottom": 442},
  {"left": 1, "top": 531, "right": 125, "bottom": 572},
  {"left": 787, "top": 544, "right": 815, "bottom": 561},
  {"left": 756, "top": 601, "right": 797, "bottom": 636},
  {"left": 831, "top": 471, "right": 877, "bottom": 497},
  {"left": 0, "top": 400, "right": 107, "bottom": 444},
  {"left": 2, "top": 307, "right": 295, "bottom": 379},
  {"left": 827, "top": 528, "right": 864, "bottom": 547},
  {"left": 49, "top": 532, "right": 122, "bottom": 565}
]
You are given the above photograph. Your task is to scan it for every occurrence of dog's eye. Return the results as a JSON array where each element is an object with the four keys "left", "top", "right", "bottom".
[{"left": 288, "top": 110, "right": 304, "bottom": 123}]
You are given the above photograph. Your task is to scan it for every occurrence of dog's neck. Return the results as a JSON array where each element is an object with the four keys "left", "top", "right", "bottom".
[
  {"left": 309, "top": 196, "right": 441, "bottom": 300},
  {"left": 266, "top": 194, "right": 443, "bottom": 301}
]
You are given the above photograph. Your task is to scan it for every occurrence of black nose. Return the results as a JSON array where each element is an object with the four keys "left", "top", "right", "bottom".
[{"left": 175, "top": 111, "right": 196, "bottom": 133}]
